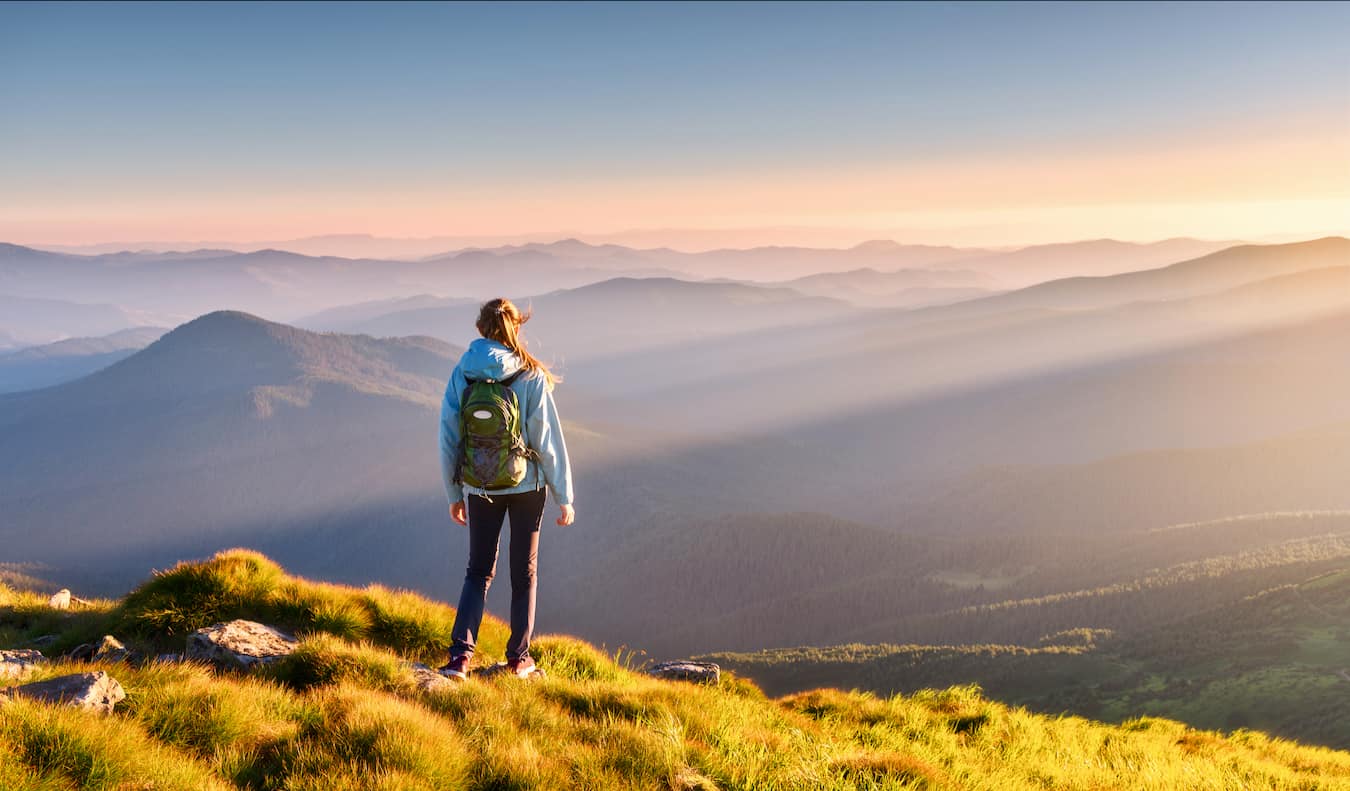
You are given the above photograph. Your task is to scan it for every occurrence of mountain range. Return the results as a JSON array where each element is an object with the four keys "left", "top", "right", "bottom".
[
  {"left": 1, "top": 237, "right": 1243, "bottom": 328},
  {"left": 3, "top": 234, "right": 1350, "bottom": 747}
]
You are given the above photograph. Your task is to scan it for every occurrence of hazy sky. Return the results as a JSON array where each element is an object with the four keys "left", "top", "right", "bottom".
[{"left": 2, "top": 1, "right": 1347, "bottom": 248}]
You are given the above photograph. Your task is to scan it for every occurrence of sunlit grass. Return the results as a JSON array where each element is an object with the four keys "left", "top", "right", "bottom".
[{"left": 2, "top": 549, "right": 1348, "bottom": 789}]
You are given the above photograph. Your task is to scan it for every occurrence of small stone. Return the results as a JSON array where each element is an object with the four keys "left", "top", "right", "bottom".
[
  {"left": 93, "top": 635, "right": 134, "bottom": 664},
  {"left": 47, "top": 589, "right": 71, "bottom": 610},
  {"left": 27, "top": 635, "right": 58, "bottom": 647},
  {"left": 0, "top": 649, "right": 46, "bottom": 681},
  {"left": 5, "top": 671, "right": 126, "bottom": 713},
  {"left": 187, "top": 620, "right": 298, "bottom": 670},
  {"left": 648, "top": 661, "right": 720, "bottom": 684},
  {"left": 406, "top": 662, "right": 455, "bottom": 692}
]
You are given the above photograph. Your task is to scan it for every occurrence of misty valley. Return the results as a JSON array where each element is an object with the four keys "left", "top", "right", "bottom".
[{"left": 3, "top": 235, "right": 1350, "bottom": 749}]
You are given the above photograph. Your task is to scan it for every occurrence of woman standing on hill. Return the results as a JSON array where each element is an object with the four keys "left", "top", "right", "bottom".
[{"left": 437, "top": 298, "right": 574, "bottom": 680}]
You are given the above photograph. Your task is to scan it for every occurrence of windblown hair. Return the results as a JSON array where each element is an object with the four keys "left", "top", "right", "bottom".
[{"left": 475, "top": 298, "right": 558, "bottom": 388}]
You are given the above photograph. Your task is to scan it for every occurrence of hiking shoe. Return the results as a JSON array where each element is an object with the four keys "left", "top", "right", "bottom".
[
  {"left": 438, "top": 655, "right": 470, "bottom": 681},
  {"left": 507, "top": 655, "right": 537, "bottom": 679}
]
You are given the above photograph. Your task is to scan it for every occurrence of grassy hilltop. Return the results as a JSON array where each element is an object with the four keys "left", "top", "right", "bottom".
[{"left": 2, "top": 550, "right": 1349, "bottom": 790}]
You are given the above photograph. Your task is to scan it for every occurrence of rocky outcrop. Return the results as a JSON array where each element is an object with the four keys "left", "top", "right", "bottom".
[
  {"left": 648, "top": 661, "right": 720, "bottom": 684},
  {"left": 0, "top": 649, "right": 46, "bottom": 681},
  {"left": 4, "top": 671, "right": 126, "bottom": 713},
  {"left": 47, "top": 589, "right": 71, "bottom": 610},
  {"left": 187, "top": 620, "right": 298, "bottom": 669}
]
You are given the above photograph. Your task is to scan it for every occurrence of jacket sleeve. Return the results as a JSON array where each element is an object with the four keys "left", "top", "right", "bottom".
[
  {"left": 438, "top": 365, "right": 467, "bottom": 505},
  {"left": 526, "top": 377, "right": 574, "bottom": 506}
]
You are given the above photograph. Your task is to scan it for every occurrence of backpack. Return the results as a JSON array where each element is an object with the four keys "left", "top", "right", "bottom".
[{"left": 458, "top": 371, "right": 537, "bottom": 490}]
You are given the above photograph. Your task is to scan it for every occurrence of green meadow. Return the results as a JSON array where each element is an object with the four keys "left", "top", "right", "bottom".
[{"left": 2, "top": 550, "right": 1348, "bottom": 790}]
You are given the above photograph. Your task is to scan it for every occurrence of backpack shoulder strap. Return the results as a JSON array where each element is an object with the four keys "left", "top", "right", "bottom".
[{"left": 464, "top": 370, "right": 525, "bottom": 386}]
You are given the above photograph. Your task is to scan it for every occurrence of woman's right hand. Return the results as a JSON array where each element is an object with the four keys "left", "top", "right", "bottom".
[
  {"left": 449, "top": 501, "right": 467, "bottom": 526},
  {"left": 557, "top": 504, "right": 575, "bottom": 527}
]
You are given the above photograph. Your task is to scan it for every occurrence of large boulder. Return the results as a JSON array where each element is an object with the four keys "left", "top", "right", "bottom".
[
  {"left": 647, "top": 661, "right": 720, "bottom": 685},
  {"left": 0, "top": 649, "right": 46, "bottom": 681},
  {"left": 4, "top": 671, "right": 126, "bottom": 713},
  {"left": 187, "top": 620, "right": 298, "bottom": 670}
]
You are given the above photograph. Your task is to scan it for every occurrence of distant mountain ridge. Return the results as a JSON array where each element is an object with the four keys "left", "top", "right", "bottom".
[
  {"left": 11, "top": 234, "right": 1249, "bottom": 291},
  {"left": 0, "top": 235, "right": 1279, "bottom": 342},
  {"left": 952, "top": 237, "right": 1241, "bottom": 286},
  {"left": 756, "top": 266, "right": 999, "bottom": 307},
  {"left": 296, "top": 294, "right": 474, "bottom": 329},
  {"left": 0, "top": 293, "right": 167, "bottom": 348},
  {"left": 316, "top": 275, "right": 858, "bottom": 360},
  {"left": 898, "top": 236, "right": 1350, "bottom": 321},
  {"left": 73, "top": 310, "right": 456, "bottom": 404},
  {"left": 0, "top": 326, "right": 166, "bottom": 394}
]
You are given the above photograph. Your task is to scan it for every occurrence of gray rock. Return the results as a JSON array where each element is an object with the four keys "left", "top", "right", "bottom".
[
  {"left": 405, "top": 662, "right": 455, "bottom": 692},
  {"left": 4, "top": 671, "right": 126, "bottom": 713},
  {"left": 27, "top": 635, "right": 58, "bottom": 647},
  {"left": 47, "top": 589, "right": 71, "bottom": 610},
  {"left": 92, "top": 635, "right": 134, "bottom": 664},
  {"left": 0, "top": 649, "right": 46, "bottom": 681},
  {"left": 65, "top": 636, "right": 135, "bottom": 664},
  {"left": 648, "top": 661, "right": 720, "bottom": 684},
  {"left": 187, "top": 620, "right": 298, "bottom": 669}
]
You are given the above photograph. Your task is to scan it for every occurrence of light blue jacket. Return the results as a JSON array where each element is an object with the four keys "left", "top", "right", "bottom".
[{"left": 439, "top": 338, "right": 574, "bottom": 506}]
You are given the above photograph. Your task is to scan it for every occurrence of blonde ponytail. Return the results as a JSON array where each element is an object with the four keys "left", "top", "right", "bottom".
[{"left": 475, "top": 298, "right": 559, "bottom": 388}]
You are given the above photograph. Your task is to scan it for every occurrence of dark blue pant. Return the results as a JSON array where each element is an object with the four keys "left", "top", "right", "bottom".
[{"left": 449, "top": 489, "right": 546, "bottom": 662}]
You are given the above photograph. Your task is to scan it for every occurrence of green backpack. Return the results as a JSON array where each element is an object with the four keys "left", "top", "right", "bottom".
[{"left": 458, "top": 371, "right": 536, "bottom": 490}]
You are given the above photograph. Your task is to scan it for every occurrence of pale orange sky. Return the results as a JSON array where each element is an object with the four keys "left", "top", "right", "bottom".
[
  {"left": 7, "top": 120, "right": 1345, "bottom": 250},
  {"left": 4, "top": 2, "right": 1348, "bottom": 250}
]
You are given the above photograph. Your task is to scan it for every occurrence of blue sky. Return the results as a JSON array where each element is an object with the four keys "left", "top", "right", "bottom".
[{"left": 2, "top": 1, "right": 1347, "bottom": 246}]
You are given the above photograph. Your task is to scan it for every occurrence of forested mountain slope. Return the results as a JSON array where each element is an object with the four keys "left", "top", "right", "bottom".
[{"left": 708, "top": 544, "right": 1350, "bottom": 750}]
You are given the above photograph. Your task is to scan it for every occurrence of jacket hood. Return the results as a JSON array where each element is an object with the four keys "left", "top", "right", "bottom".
[{"left": 459, "top": 337, "right": 524, "bottom": 381}]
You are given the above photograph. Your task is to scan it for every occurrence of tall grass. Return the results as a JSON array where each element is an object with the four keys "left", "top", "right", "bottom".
[{"left": 2, "top": 549, "right": 1348, "bottom": 789}]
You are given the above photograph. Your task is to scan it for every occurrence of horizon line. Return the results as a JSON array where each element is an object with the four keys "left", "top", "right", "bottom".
[{"left": 15, "top": 228, "right": 1345, "bottom": 258}]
